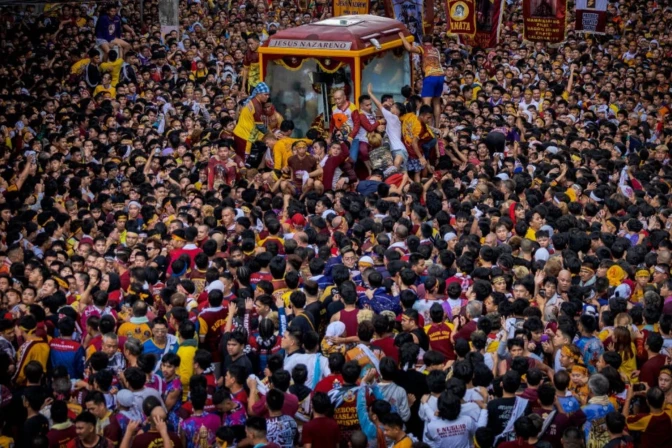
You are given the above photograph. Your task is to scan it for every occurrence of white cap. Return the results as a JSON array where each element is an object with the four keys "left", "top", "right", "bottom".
[
  {"left": 534, "top": 247, "right": 550, "bottom": 262},
  {"left": 205, "top": 280, "right": 224, "bottom": 293}
]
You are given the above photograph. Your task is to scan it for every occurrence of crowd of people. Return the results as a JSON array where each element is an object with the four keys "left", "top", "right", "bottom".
[{"left": 2, "top": 0, "right": 672, "bottom": 447}]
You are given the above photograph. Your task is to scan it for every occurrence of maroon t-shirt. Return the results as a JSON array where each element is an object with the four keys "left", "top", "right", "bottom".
[
  {"left": 302, "top": 416, "right": 341, "bottom": 448},
  {"left": 372, "top": 336, "right": 399, "bottom": 363},
  {"left": 252, "top": 392, "right": 299, "bottom": 418},
  {"left": 287, "top": 155, "right": 317, "bottom": 186},
  {"left": 532, "top": 407, "right": 587, "bottom": 448},
  {"left": 313, "top": 374, "right": 345, "bottom": 396},
  {"left": 640, "top": 354, "right": 668, "bottom": 388},
  {"left": 47, "top": 425, "right": 77, "bottom": 448},
  {"left": 131, "top": 431, "right": 182, "bottom": 448}
]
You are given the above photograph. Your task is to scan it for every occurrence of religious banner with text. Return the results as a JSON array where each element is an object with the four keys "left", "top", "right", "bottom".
[
  {"left": 447, "top": 0, "right": 477, "bottom": 36},
  {"left": 522, "top": 0, "right": 567, "bottom": 43},
  {"left": 332, "top": 0, "right": 370, "bottom": 17},
  {"left": 459, "top": 0, "right": 503, "bottom": 49},
  {"left": 574, "top": 0, "right": 607, "bottom": 34},
  {"left": 386, "top": 0, "right": 425, "bottom": 41}
]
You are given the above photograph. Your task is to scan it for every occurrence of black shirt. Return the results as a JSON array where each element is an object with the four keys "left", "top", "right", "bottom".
[
  {"left": 21, "top": 414, "right": 49, "bottom": 446},
  {"left": 288, "top": 311, "right": 316, "bottom": 335},
  {"left": 486, "top": 396, "right": 532, "bottom": 441},
  {"left": 220, "top": 332, "right": 254, "bottom": 377},
  {"left": 410, "top": 328, "right": 430, "bottom": 352},
  {"left": 603, "top": 435, "right": 635, "bottom": 448},
  {"left": 304, "top": 301, "right": 324, "bottom": 326}
]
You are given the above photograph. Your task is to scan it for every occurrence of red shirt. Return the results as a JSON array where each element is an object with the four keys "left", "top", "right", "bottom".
[
  {"left": 250, "top": 271, "right": 273, "bottom": 287},
  {"left": 232, "top": 387, "right": 249, "bottom": 410},
  {"left": 301, "top": 416, "right": 340, "bottom": 448},
  {"left": 313, "top": 374, "right": 345, "bottom": 395},
  {"left": 372, "top": 336, "right": 399, "bottom": 363},
  {"left": 626, "top": 410, "right": 672, "bottom": 448},
  {"left": 499, "top": 440, "right": 536, "bottom": 448},
  {"left": 640, "top": 354, "right": 668, "bottom": 388},
  {"left": 168, "top": 244, "right": 203, "bottom": 274},
  {"left": 47, "top": 425, "right": 77, "bottom": 448},
  {"left": 424, "top": 322, "right": 456, "bottom": 360},
  {"left": 130, "top": 431, "right": 182, "bottom": 448},
  {"left": 252, "top": 392, "right": 299, "bottom": 418}
]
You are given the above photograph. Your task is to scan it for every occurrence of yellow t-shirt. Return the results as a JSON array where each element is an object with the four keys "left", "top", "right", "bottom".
[
  {"left": 233, "top": 102, "right": 260, "bottom": 145},
  {"left": 525, "top": 227, "right": 537, "bottom": 241},
  {"left": 273, "top": 138, "right": 311, "bottom": 170},
  {"left": 117, "top": 322, "right": 152, "bottom": 342},
  {"left": 618, "top": 346, "right": 637, "bottom": 381},
  {"left": 392, "top": 436, "right": 413, "bottom": 448},
  {"left": 99, "top": 58, "right": 123, "bottom": 87},
  {"left": 401, "top": 113, "right": 422, "bottom": 149},
  {"left": 93, "top": 85, "right": 116, "bottom": 98},
  {"left": 71, "top": 58, "right": 91, "bottom": 75},
  {"left": 0, "top": 435, "right": 14, "bottom": 448}
]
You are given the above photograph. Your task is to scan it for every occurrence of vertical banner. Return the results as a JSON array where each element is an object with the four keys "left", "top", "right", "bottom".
[
  {"left": 574, "top": 0, "right": 607, "bottom": 34},
  {"left": 522, "top": 0, "right": 567, "bottom": 43},
  {"left": 459, "top": 0, "right": 502, "bottom": 48},
  {"left": 332, "top": 0, "right": 370, "bottom": 16},
  {"left": 447, "top": 0, "right": 477, "bottom": 36},
  {"left": 424, "top": 0, "right": 435, "bottom": 35},
  {"left": 389, "top": 0, "right": 424, "bottom": 42}
]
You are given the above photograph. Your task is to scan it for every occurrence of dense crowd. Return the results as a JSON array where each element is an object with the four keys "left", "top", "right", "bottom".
[{"left": 2, "top": 0, "right": 672, "bottom": 447}]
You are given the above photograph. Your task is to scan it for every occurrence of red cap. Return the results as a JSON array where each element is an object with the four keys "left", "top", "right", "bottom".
[{"left": 291, "top": 213, "right": 306, "bottom": 227}]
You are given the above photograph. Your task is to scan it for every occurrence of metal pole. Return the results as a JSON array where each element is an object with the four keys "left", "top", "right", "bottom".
[{"left": 139, "top": 0, "right": 144, "bottom": 25}]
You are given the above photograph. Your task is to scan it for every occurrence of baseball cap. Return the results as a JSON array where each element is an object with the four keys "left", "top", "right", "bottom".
[{"left": 291, "top": 213, "right": 306, "bottom": 227}]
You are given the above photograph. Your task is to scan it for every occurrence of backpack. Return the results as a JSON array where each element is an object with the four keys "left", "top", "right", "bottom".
[
  {"left": 120, "top": 63, "right": 137, "bottom": 84},
  {"left": 246, "top": 141, "right": 267, "bottom": 169},
  {"left": 84, "top": 62, "right": 101, "bottom": 88}
]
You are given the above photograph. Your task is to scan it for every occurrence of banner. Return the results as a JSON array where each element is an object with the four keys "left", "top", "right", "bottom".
[
  {"left": 447, "top": 0, "right": 477, "bottom": 36},
  {"left": 332, "top": 0, "right": 370, "bottom": 16},
  {"left": 574, "top": 0, "right": 607, "bottom": 34},
  {"left": 388, "top": 0, "right": 424, "bottom": 42},
  {"left": 424, "top": 0, "right": 435, "bottom": 35},
  {"left": 459, "top": 0, "right": 503, "bottom": 48},
  {"left": 522, "top": 0, "right": 567, "bottom": 43}
]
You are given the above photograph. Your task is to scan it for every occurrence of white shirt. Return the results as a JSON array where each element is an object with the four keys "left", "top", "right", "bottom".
[
  {"left": 381, "top": 108, "right": 404, "bottom": 151},
  {"left": 283, "top": 353, "right": 331, "bottom": 389},
  {"left": 424, "top": 413, "right": 477, "bottom": 448}
]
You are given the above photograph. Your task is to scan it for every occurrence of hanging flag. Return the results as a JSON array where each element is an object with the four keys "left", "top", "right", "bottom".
[
  {"left": 387, "top": 0, "right": 425, "bottom": 41},
  {"left": 459, "top": 0, "right": 503, "bottom": 48},
  {"left": 447, "top": 0, "right": 477, "bottom": 36},
  {"left": 522, "top": 0, "right": 567, "bottom": 43},
  {"left": 424, "top": 0, "right": 435, "bottom": 35},
  {"left": 574, "top": 0, "right": 608, "bottom": 34},
  {"left": 332, "top": 0, "right": 370, "bottom": 16}
]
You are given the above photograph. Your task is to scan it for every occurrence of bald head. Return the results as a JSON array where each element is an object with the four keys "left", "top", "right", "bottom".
[{"left": 558, "top": 269, "right": 572, "bottom": 293}]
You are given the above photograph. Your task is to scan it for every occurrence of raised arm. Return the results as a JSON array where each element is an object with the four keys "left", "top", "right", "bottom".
[
  {"left": 367, "top": 83, "right": 384, "bottom": 111},
  {"left": 398, "top": 32, "right": 420, "bottom": 54}
]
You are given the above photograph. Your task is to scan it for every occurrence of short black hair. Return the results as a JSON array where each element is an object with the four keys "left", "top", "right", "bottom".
[{"left": 75, "top": 411, "right": 97, "bottom": 426}]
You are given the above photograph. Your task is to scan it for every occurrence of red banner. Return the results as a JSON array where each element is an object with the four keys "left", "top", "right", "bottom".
[
  {"left": 447, "top": 0, "right": 477, "bottom": 36},
  {"left": 459, "top": 0, "right": 502, "bottom": 48},
  {"left": 574, "top": 0, "right": 607, "bottom": 33},
  {"left": 424, "top": 0, "right": 435, "bottom": 35},
  {"left": 333, "top": 0, "right": 370, "bottom": 17},
  {"left": 522, "top": 0, "right": 567, "bottom": 43}
]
